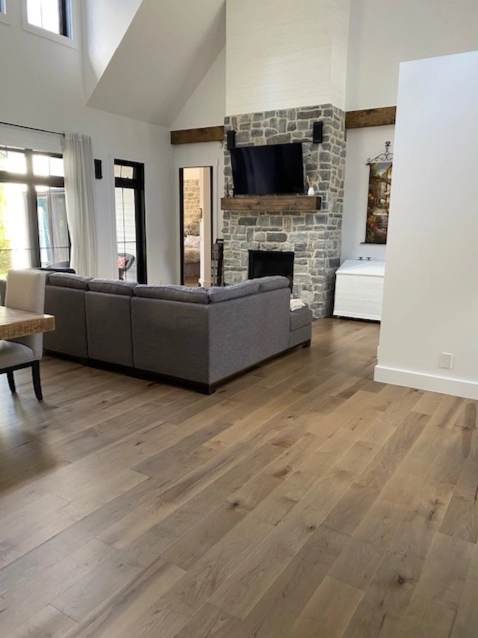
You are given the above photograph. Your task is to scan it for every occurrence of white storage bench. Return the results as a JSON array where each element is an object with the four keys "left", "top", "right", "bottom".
[{"left": 333, "top": 260, "right": 385, "bottom": 321}]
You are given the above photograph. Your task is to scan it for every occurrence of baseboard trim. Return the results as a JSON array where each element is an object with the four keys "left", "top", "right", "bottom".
[{"left": 374, "top": 365, "right": 478, "bottom": 400}]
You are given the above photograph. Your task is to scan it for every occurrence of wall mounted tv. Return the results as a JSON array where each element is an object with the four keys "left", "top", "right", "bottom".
[{"left": 230, "top": 142, "right": 304, "bottom": 196}]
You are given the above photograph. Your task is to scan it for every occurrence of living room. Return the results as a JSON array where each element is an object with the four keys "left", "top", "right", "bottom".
[{"left": 1, "top": 1, "right": 478, "bottom": 636}]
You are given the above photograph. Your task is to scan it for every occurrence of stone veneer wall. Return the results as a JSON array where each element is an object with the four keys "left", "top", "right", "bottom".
[
  {"left": 223, "top": 104, "right": 346, "bottom": 318},
  {"left": 183, "top": 179, "right": 201, "bottom": 236}
]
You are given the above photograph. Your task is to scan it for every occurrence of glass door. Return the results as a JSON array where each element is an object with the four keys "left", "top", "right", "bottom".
[{"left": 114, "top": 160, "right": 146, "bottom": 283}]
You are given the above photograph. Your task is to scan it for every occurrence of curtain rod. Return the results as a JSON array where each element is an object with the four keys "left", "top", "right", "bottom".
[{"left": 0, "top": 120, "right": 65, "bottom": 137}]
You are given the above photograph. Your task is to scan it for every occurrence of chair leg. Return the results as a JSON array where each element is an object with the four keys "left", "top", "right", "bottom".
[
  {"left": 31, "top": 361, "right": 43, "bottom": 401},
  {"left": 7, "top": 371, "right": 16, "bottom": 394}
]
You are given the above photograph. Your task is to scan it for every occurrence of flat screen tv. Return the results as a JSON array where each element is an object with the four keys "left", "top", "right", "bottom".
[{"left": 230, "top": 142, "right": 304, "bottom": 196}]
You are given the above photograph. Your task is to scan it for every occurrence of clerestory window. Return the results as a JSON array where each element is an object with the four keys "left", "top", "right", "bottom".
[{"left": 26, "top": 0, "right": 71, "bottom": 37}]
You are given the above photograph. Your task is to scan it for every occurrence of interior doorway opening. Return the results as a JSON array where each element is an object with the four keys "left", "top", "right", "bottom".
[{"left": 179, "top": 167, "right": 213, "bottom": 287}]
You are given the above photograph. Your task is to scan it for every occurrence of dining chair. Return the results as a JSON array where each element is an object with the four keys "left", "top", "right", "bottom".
[{"left": 1, "top": 269, "right": 47, "bottom": 401}]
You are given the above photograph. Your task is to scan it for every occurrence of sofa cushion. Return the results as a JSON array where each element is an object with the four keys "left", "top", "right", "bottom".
[
  {"left": 208, "top": 280, "right": 260, "bottom": 303},
  {"left": 44, "top": 285, "right": 88, "bottom": 359},
  {"left": 290, "top": 306, "right": 313, "bottom": 332},
  {"left": 48, "top": 273, "right": 92, "bottom": 290},
  {"left": 134, "top": 284, "right": 209, "bottom": 304},
  {"left": 255, "top": 276, "right": 290, "bottom": 292},
  {"left": 88, "top": 279, "right": 137, "bottom": 296}
]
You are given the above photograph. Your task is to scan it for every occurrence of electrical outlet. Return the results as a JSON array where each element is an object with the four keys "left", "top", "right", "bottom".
[{"left": 439, "top": 353, "right": 454, "bottom": 369}]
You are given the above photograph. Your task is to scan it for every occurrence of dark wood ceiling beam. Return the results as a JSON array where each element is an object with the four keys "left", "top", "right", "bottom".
[
  {"left": 170, "top": 108, "right": 396, "bottom": 144},
  {"left": 170, "top": 126, "right": 225, "bottom": 145},
  {"left": 345, "top": 106, "right": 397, "bottom": 129}
]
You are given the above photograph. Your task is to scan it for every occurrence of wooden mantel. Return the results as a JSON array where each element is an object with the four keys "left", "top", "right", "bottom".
[{"left": 221, "top": 196, "right": 321, "bottom": 212}]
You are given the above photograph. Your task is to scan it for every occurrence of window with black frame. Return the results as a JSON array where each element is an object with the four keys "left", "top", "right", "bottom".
[
  {"left": 0, "top": 147, "right": 70, "bottom": 278},
  {"left": 114, "top": 159, "right": 147, "bottom": 284},
  {"left": 26, "top": 0, "right": 70, "bottom": 37}
]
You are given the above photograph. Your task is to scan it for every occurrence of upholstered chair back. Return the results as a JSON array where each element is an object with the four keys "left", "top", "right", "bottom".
[{"left": 5, "top": 270, "right": 47, "bottom": 360}]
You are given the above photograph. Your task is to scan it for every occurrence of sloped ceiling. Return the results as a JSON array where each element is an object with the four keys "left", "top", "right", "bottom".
[
  {"left": 83, "top": 0, "right": 144, "bottom": 102},
  {"left": 86, "top": 0, "right": 226, "bottom": 127}
]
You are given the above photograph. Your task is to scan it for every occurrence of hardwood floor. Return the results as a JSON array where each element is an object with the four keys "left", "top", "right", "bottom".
[{"left": 0, "top": 318, "right": 477, "bottom": 637}]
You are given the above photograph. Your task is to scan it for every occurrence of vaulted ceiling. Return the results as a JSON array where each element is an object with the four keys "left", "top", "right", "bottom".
[{"left": 83, "top": 0, "right": 226, "bottom": 127}]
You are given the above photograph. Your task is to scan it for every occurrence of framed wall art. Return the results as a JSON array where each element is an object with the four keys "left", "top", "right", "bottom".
[{"left": 365, "top": 142, "right": 393, "bottom": 244}]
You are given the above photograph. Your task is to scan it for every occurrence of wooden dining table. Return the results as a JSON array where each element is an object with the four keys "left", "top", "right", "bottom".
[{"left": 0, "top": 307, "right": 55, "bottom": 340}]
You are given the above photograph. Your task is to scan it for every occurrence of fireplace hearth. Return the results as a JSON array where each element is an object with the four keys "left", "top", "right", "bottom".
[{"left": 248, "top": 250, "right": 294, "bottom": 288}]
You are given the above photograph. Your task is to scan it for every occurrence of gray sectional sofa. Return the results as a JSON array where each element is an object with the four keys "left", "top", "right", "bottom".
[{"left": 2, "top": 274, "right": 313, "bottom": 393}]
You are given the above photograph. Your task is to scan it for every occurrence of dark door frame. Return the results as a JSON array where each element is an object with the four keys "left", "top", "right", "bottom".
[
  {"left": 114, "top": 159, "right": 147, "bottom": 284},
  {"left": 179, "top": 166, "right": 214, "bottom": 286}
]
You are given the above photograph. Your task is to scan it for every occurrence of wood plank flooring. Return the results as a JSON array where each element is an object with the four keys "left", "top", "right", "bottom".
[{"left": 0, "top": 318, "right": 477, "bottom": 637}]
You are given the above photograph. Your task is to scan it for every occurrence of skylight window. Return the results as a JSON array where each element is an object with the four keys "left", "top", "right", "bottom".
[{"left": 26, "top": 0, "right": 70, "bottom": 37}]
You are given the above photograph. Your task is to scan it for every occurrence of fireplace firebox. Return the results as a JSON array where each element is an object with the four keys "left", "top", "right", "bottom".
[{"left": 248, "top": 250, "right": 294, "bottom": 288}]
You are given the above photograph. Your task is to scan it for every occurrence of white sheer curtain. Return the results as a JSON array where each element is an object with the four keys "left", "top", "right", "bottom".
[{"left": 63, "top": 133, "right": 98, "bottom": 277}]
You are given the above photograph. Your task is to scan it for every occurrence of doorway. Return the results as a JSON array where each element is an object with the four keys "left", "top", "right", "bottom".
[
  {"left": 114, "top": 159, "right": 147, "bottom": 284},
  {"left": 179, "top": 167, "right": 213, "bottom": 287}
]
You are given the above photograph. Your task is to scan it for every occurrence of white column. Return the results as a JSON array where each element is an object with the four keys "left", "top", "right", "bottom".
[{"left": 375, "top": 50, "right": 478, "bottom": 400}]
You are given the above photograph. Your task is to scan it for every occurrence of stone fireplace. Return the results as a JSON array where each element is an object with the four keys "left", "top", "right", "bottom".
[{"left": 222, "top": 104, "right": 346, "bottom": 318}]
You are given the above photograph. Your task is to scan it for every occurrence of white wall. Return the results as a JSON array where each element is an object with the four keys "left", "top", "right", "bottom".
[
  {"left": 341, "top": 126, "right": 394, "bottom": 261},
  {"left": 330, "top": 0, "right": 350, "bottom": 110},
  {"left": 172, "top": 49, "right": 226, "bottom": 249},
  {"left": 173, "top": 48, "right": 226, "bottom": 131},
  {"left": 375, "top": 50, "right": 478, "bottom": 400},
  {"left": 226, "top": 0, "right": 350, "bottom": 115},
  {"left": 342, "top": 0, "right": 478, "bottom": 262},
  {"left": 0, "top": 0, "right": 175, "bottom": 283},
  {"left": 82, "top": 0, "right": 143, "bottom": 101},
  {"left": 183, "top": 168, "right": 202, "bottom": 181},
  {"left": 87, "top": 0, "right": 225, "bottom": 127},
  {"left": 346, "top": 0, "right": 478, "bottom": 111}
]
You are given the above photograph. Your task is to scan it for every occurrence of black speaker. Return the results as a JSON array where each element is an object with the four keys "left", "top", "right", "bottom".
[
  {"left": 312, "top": 121, "right": 323, "bottom": 144},
  {"left": 226, "top": 130, "right": 236, "bottom": 150},
  {"left": 94, "top": 159, "right": 102, "bottom": 179}
]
